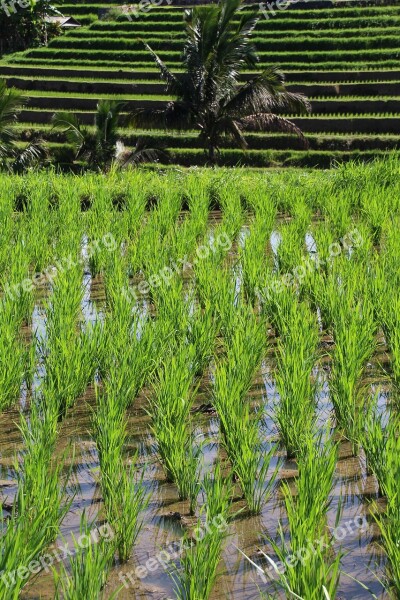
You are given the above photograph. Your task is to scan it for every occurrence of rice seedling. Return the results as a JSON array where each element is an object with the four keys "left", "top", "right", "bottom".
[
  {"left": 276, "top": 201, "right": 311, "bottom": 276},
  {"left": 94, "top": 383, "right": 149, "bottom": 562},
  {"left": 362, "top": 402, "right": 400, "bottom": 501},
  {"left": 201, "top": 463, "right": 233, "bottom": 522},
  {"left": 223, "top": 398, "right": 279, "bottom": 514},
  {"left": 4, "top": 237, "right": 34, "bottom": 326},
  {"left": 17, "top": 397, "right": 71, "bottom": 545},
  {"left": 193, "top": 231, "right": 234, "bottom": 312},
  {"left": 0, "top": 491, "right": 66, "bottom": 599},
  {"left": 43, "top": 262, "right": 99, "bottom": 418},
  {"left": 187, "top": 301, "right": 218, "bottom": 376},
  {"left": 0, "top": 305, "right": 28, "bottom": 411},
  {"left": 169, "top": 526, "right": 225, "bottom": 600},
  {"left": 18, "top": 186, "right": 55, "bottom": 273},
  {"left": 363, "top": 405, "right": 400, "bottom": 597},
  {"left": 273, "top": 299, "right": 319, "bottom": 458},
  {"left": 213, "top": 309, "right": 279, "bottom": 514},
  {"left": 169, "top": 466, "right": 231, "bottom": 600},
  {"left": 240, "top": 200, "right": 276, "bottom": 306},
  {"left": 54, "top": 513, "right": 118, "bottom": 600},
  {"left": 372, "top": 254, "right": 400, "bottom": 396},
  {"left": 151, "top": 274, "right": 192, "bottom": 343},
  {"left": 320, "top": 188, "right": 352, "bottom": 239},
  {"left": 359, "top": 186, "right": 393, "bottom": 246},
  {"left": 327, "top": 266, "right": 377, "bottom": 450},
  {"left": 276, "top": 221, "right": 305, "bottom": 278},
  {"left": 0, "top": 393, "right": 71, "bottom": 597},
  {"left": 101, "top": 257, "right": 155, "bottom": 403},
  {"left": 223, "top": 304, "right": 267, "bottom": 385},
  {"left": 216, "top": 180, "right": 245, "bottom": 240},
  {"left": 373, "top": 498, "right": 400, "bottom": 599},
  {"left": 150, "top": 348, "right": 202, "bottom": 512},
  {"left": 106, "top": 459, "right": 149, "bottom": 563},
  {"left": 263, "top": 432, "right": 341, "bottom": 600}
]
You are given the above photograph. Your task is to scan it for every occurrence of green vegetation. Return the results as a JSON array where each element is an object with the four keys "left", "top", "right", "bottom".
[
  {"left": 1, "top": 0, "right": 399, "bottom": 166},
  {"left": 0, "top": 159, "right": 400, "bottom": 598}
]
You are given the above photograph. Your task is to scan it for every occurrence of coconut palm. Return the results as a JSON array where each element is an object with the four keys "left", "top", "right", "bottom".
[
  {"left": 53, "top": 99, "right": 162, "bottom": 171},
  {"left": 132, "top": 0, "right": 311, "bottom": 164},
  {"left": 0, "top": 80, "right": 45, "bottom": 172}
]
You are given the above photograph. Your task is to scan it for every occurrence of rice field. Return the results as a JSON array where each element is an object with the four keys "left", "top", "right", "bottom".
[{"left": 1, "top": 159, "right": 400, "bottom": 599}]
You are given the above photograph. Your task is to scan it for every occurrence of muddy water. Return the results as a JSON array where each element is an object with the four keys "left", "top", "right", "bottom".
[{"left": 0, "top": 231, "right": 391, "bottom": 600}]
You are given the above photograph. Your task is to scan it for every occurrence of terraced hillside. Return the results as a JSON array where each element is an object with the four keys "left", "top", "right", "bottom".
[{"left": 1, "top": 0, "right": 400, "bottom": 167}]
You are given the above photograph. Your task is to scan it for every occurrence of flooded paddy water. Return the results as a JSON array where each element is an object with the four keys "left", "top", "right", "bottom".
[{"left": 0, "top": 216, "right": 392, "bottom": 600}]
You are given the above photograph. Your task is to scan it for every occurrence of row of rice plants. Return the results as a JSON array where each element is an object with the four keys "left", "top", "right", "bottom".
[
  {"left": 276, "top": 200, "right": 312, "bottom": 276},
  {"left": 0, "top": 241, "right": 34, "bottom": 411},
  {"left": 0, "top": 390, "right": 69, "bottom": 596},
  {"left": 94, "top": 257, "right": 152, "bottom": 564},
  {"left": 145, "top": 192, "right": 237, "bottom": 512},
  {"left": 362, "top": 402, "right": 400, "bottom": 597},
  {"left": 213, "top": 299, "right": 279, "bottom": 515},
  {"left": 270, "top": 292, "right": 320, "bottom": 459},
  {"left": 170, "top": 466, "right": 233, "bottom": 600},
  {"left": 240, "top": 189, "right": 276, "bottom": 306},
  {"left": 149, "top": 272, "right": 215, "bottom": 513},
  {"left": 256, "top": 434, "right": 340, "bottom": 600},
  {"left": 320, "top": 260, "right": 377, "bottom": 451},
  {"left": 42, "top": 258, "right": 99, "bottom": 419},
  {"left": 150, "top": 344, "right": 201, "bottom": 515},
  {"left": 193, "top": 182, "right": 245, "bottom": 314},
  {"left": 54, "top": 513, "right": 117, "bottom": 600},
  {"left": 372, "top": 220, "right": 400, "bottom": 395}
]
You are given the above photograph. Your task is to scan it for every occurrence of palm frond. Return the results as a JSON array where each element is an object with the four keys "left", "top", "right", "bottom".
[
  {"left": 51, "top": 112, "right": 85, "bottom": 156},
  {"left": 12, "top": 139, "right": 48, "bottom": 173},
  {"left": 0, "top": 81, "right": 27, "bottom": 161},
  {"left": 217, "top": 117, "right": 248, "bottom": 150},
  {"left": 143, "top": 43, "right": 183, "bottom": 96},
  {"left": 131, "top": 102, "right": 193, "bottom": 131},
  {"left": 242, "top": 113, "right": 309, "bottom": 147},
  {"left": 115, "top": 138, "right": 168, "bottom": 167},
  {"left": 223, "top": 68, "right": 310, "bottom": 117}
]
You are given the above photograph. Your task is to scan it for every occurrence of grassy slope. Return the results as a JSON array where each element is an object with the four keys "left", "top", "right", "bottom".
[{"left": 1, "top": 0, "right": 399, "bottom": 167}]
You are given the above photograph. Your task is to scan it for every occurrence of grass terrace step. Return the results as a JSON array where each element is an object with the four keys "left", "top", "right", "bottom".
[
  {"left": 64, "top": 26, "right": 400, "bottom": 38},
  {"left": 87, "top": 15, "right": 400, "bottom": 30},
  {"left": 16, "top": 127, "right": 400, "bottom": 151},
  {"left": 14, "top": 47, "right": 400, "bottom": 65},
  {"left": 6, "top": 77, "right": 400, "bottom": 97},
  {"left": 19, "top": 108, "right": 400, "bottom": 134},
  {"left": 11, "top": 58, "right": 400, "bottom": 70},
  {"left": 55, "top": 4, "right": 400, "bottom": 17},
  {"left": 20, "top": 92, "right": 400, "bottom": 115},
  {"left": 46, "top": 35, "right": 400, "bottom": 52},
  {"left": 141, "top": 147, "right": 400, "bottom": 168},
  {"left": 2, "top": 65, "right": 400, "bottom": 82}
]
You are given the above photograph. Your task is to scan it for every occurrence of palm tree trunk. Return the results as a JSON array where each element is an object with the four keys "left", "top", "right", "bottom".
[{"left": 207, "top": 143, "right": 217, "bottom": 165}]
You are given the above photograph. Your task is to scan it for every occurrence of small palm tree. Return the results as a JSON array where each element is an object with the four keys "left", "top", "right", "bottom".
[
  {"left": 53, "top": 99, "right": 162, "bottom": 171},
  {"left": 52, "top": 100, "right": 125, "bottom": 171},
  {"left": 132, "top": 0, "right": 311, "bottom": 164},
  {"left": 0, "top": 80, "right": 45, "bottom": 172}
]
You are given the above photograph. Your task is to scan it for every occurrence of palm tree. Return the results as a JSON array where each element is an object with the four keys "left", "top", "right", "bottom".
[
  {"left": 132, "top": 0, "right": 311, "bottom": 164},
  {"left": 0, "top": 80, "right": 45, "bottom": 172},
  {"left": 53, "top": 99, "right": 162, "bottom": 171}
]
